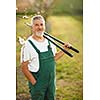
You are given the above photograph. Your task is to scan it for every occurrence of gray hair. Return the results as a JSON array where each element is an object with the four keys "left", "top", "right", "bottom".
[{"left": 31, "top": 15, "right": 45, "bottom": 26}]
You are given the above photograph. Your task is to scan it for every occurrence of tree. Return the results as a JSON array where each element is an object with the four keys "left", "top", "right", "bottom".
[
  {"left": 31, "top": 0, "right": 56, "bottom": 20},
  {"left": 30, "top": 0, "right": 56, "bottom": 32}
]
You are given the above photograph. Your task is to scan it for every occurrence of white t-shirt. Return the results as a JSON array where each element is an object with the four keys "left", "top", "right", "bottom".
[{"left": 21, "top": 36, "right": 57, "bottom": 72}]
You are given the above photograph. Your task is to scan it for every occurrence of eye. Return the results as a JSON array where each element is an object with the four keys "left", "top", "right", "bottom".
[
  {"left": 35, "top": 24, "right": 39, "bottom": 26},
  {"left": 40, "top": 23, "right": 43, "bottom": 26}
]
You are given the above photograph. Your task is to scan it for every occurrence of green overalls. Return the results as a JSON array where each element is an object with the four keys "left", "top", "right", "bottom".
[{"left": 28, "top": 40, "right": 56, "bottom": 100}]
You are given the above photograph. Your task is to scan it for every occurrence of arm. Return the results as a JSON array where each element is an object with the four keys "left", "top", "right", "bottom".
[
  {"left": 21, "top": 41, "right": 36, "bottom": 85},
  {"left": 21, "top": 61, "right": 36, "bottom": 85},
  {"left": 54, "top": 42, "right": 71, "bottom": 61},
  {"left": 54, "top": 50, "right": 64, "bottom": 61}
]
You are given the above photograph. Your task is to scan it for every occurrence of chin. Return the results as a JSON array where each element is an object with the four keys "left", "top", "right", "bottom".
[
  {"left": 36, "top": 34, "right": 43, "bottom": 37},
  {"left": 36, "top": 32, "right": 44, "bottom": 37}
]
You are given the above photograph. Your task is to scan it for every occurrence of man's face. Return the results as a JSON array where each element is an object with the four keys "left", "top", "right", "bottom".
[{"left": 32, "top": 19, "right": 45, "bottom": 37}]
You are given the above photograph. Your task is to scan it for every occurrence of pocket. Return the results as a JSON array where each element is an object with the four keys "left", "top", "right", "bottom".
[{"left": 28, "top": 81, "right": 37, "bottom": 94}]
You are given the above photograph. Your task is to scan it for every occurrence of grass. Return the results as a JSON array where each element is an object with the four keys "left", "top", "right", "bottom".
[{"left": 16, "top": 15, "right": 83, "bottom": 100}]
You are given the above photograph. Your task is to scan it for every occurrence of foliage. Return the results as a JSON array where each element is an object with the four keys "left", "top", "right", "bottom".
[
  {"left": 52, "top": 0, "right": 83, "bottom": 15},
  {"left": 16, "top": 0, "right": 83, "bottom": 16},
  {"left": 30, "top": 0, "right": 56, "bottom": 19}
]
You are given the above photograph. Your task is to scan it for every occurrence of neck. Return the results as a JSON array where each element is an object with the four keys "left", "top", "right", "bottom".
[{"left": 32, "top": 34, "right": 45, "bottom": 42}]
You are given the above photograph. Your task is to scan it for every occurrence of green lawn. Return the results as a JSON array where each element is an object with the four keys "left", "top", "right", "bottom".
[{"left": 16, "top": 15, "right": 83, "bottom": 100}]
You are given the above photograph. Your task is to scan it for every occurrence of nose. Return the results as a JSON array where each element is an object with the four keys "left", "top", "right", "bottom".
[
  {"left": 38, "top": 25, "right": 41, "bottom": 29},
  {"left": 38, "top": 25, "right": 42, "bottom": 29}
]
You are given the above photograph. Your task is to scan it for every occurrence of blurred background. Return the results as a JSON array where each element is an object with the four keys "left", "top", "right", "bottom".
[{"left": 16, "top": 0, "right": 83, "bottom": 100}]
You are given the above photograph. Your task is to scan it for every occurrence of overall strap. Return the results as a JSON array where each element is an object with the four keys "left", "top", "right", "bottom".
[
  {"left": 47, "top": 40, "right": 54, "bottom": 56},
  {"left": 28, "top": 40, "right": 40, "bottom": 53},
  {"left": 47, "top": 40, "right": 51, "bottom": 49}
]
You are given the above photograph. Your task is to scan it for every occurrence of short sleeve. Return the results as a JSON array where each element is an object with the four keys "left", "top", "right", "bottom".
[{"left": 20, "top": 41, "right": 30, "bottom": 63}]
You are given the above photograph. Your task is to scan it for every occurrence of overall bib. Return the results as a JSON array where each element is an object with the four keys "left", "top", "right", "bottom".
[{"left": 28, "top": 40, "right": 56, "bottom": 100}]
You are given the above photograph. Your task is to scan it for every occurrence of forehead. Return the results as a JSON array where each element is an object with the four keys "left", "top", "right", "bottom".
[{"left": 33, "top": 19, "right": 44, "bottom": 24}]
